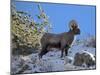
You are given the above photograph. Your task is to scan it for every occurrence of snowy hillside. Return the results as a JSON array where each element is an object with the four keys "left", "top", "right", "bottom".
[{"left": 11, "top": 37, "right": 96, "bottom": 74}]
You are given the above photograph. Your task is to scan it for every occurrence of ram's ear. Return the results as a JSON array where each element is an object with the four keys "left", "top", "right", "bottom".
[{"left": 69, "top": 20, "right": 78, "bottom": 30}]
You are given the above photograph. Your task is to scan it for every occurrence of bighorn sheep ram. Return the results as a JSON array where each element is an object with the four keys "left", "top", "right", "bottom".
[{"left": 39, "top": 20, "right": 80, "bottom": 59}]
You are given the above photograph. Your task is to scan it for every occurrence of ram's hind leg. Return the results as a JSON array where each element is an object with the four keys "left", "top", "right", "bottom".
[{"left": 39, "top": 45, "right": 48, "bottom": 59}]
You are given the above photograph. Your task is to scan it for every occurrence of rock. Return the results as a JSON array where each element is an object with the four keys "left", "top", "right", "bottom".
[
  {"left": 64, "top": 56, "right": 73, "bottom": 64},
  {"left": 73, "top": 51, "right": 95, "bottom": 67}
]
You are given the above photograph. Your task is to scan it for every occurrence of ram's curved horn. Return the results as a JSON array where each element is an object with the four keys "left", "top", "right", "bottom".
[{"left": 69, "top": 20, "right": 78, "bottom": 29}]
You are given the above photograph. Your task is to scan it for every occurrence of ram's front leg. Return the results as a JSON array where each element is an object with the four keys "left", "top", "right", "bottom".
[
  {"left": 60, "top": 43, "right": 67, "bottom": 58},
  {"left": 63, "top": 46, "right": 70, "bottom": 64},
  {"left": 65, "top": 45, "right": 70, "bottom": 56},
  {"left": 39, "top": 45, "right": 48, "bottom": 59},
  {"left": 61, "top": 49, "right": 64, "bottom": 58}
]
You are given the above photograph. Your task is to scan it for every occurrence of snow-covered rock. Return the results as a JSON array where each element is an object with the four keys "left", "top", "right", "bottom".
[{"left": 73, "top": 50, "right": 95, "bottom": 67}]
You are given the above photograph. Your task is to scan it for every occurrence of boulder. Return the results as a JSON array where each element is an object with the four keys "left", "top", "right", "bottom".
[{"left": 73, "top": 51, "right": 95, "bottom": 67}]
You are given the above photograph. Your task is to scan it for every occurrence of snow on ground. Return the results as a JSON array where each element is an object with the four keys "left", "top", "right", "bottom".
[{"left": 11, "top": 39, "right": 96, "bottom": 74}]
